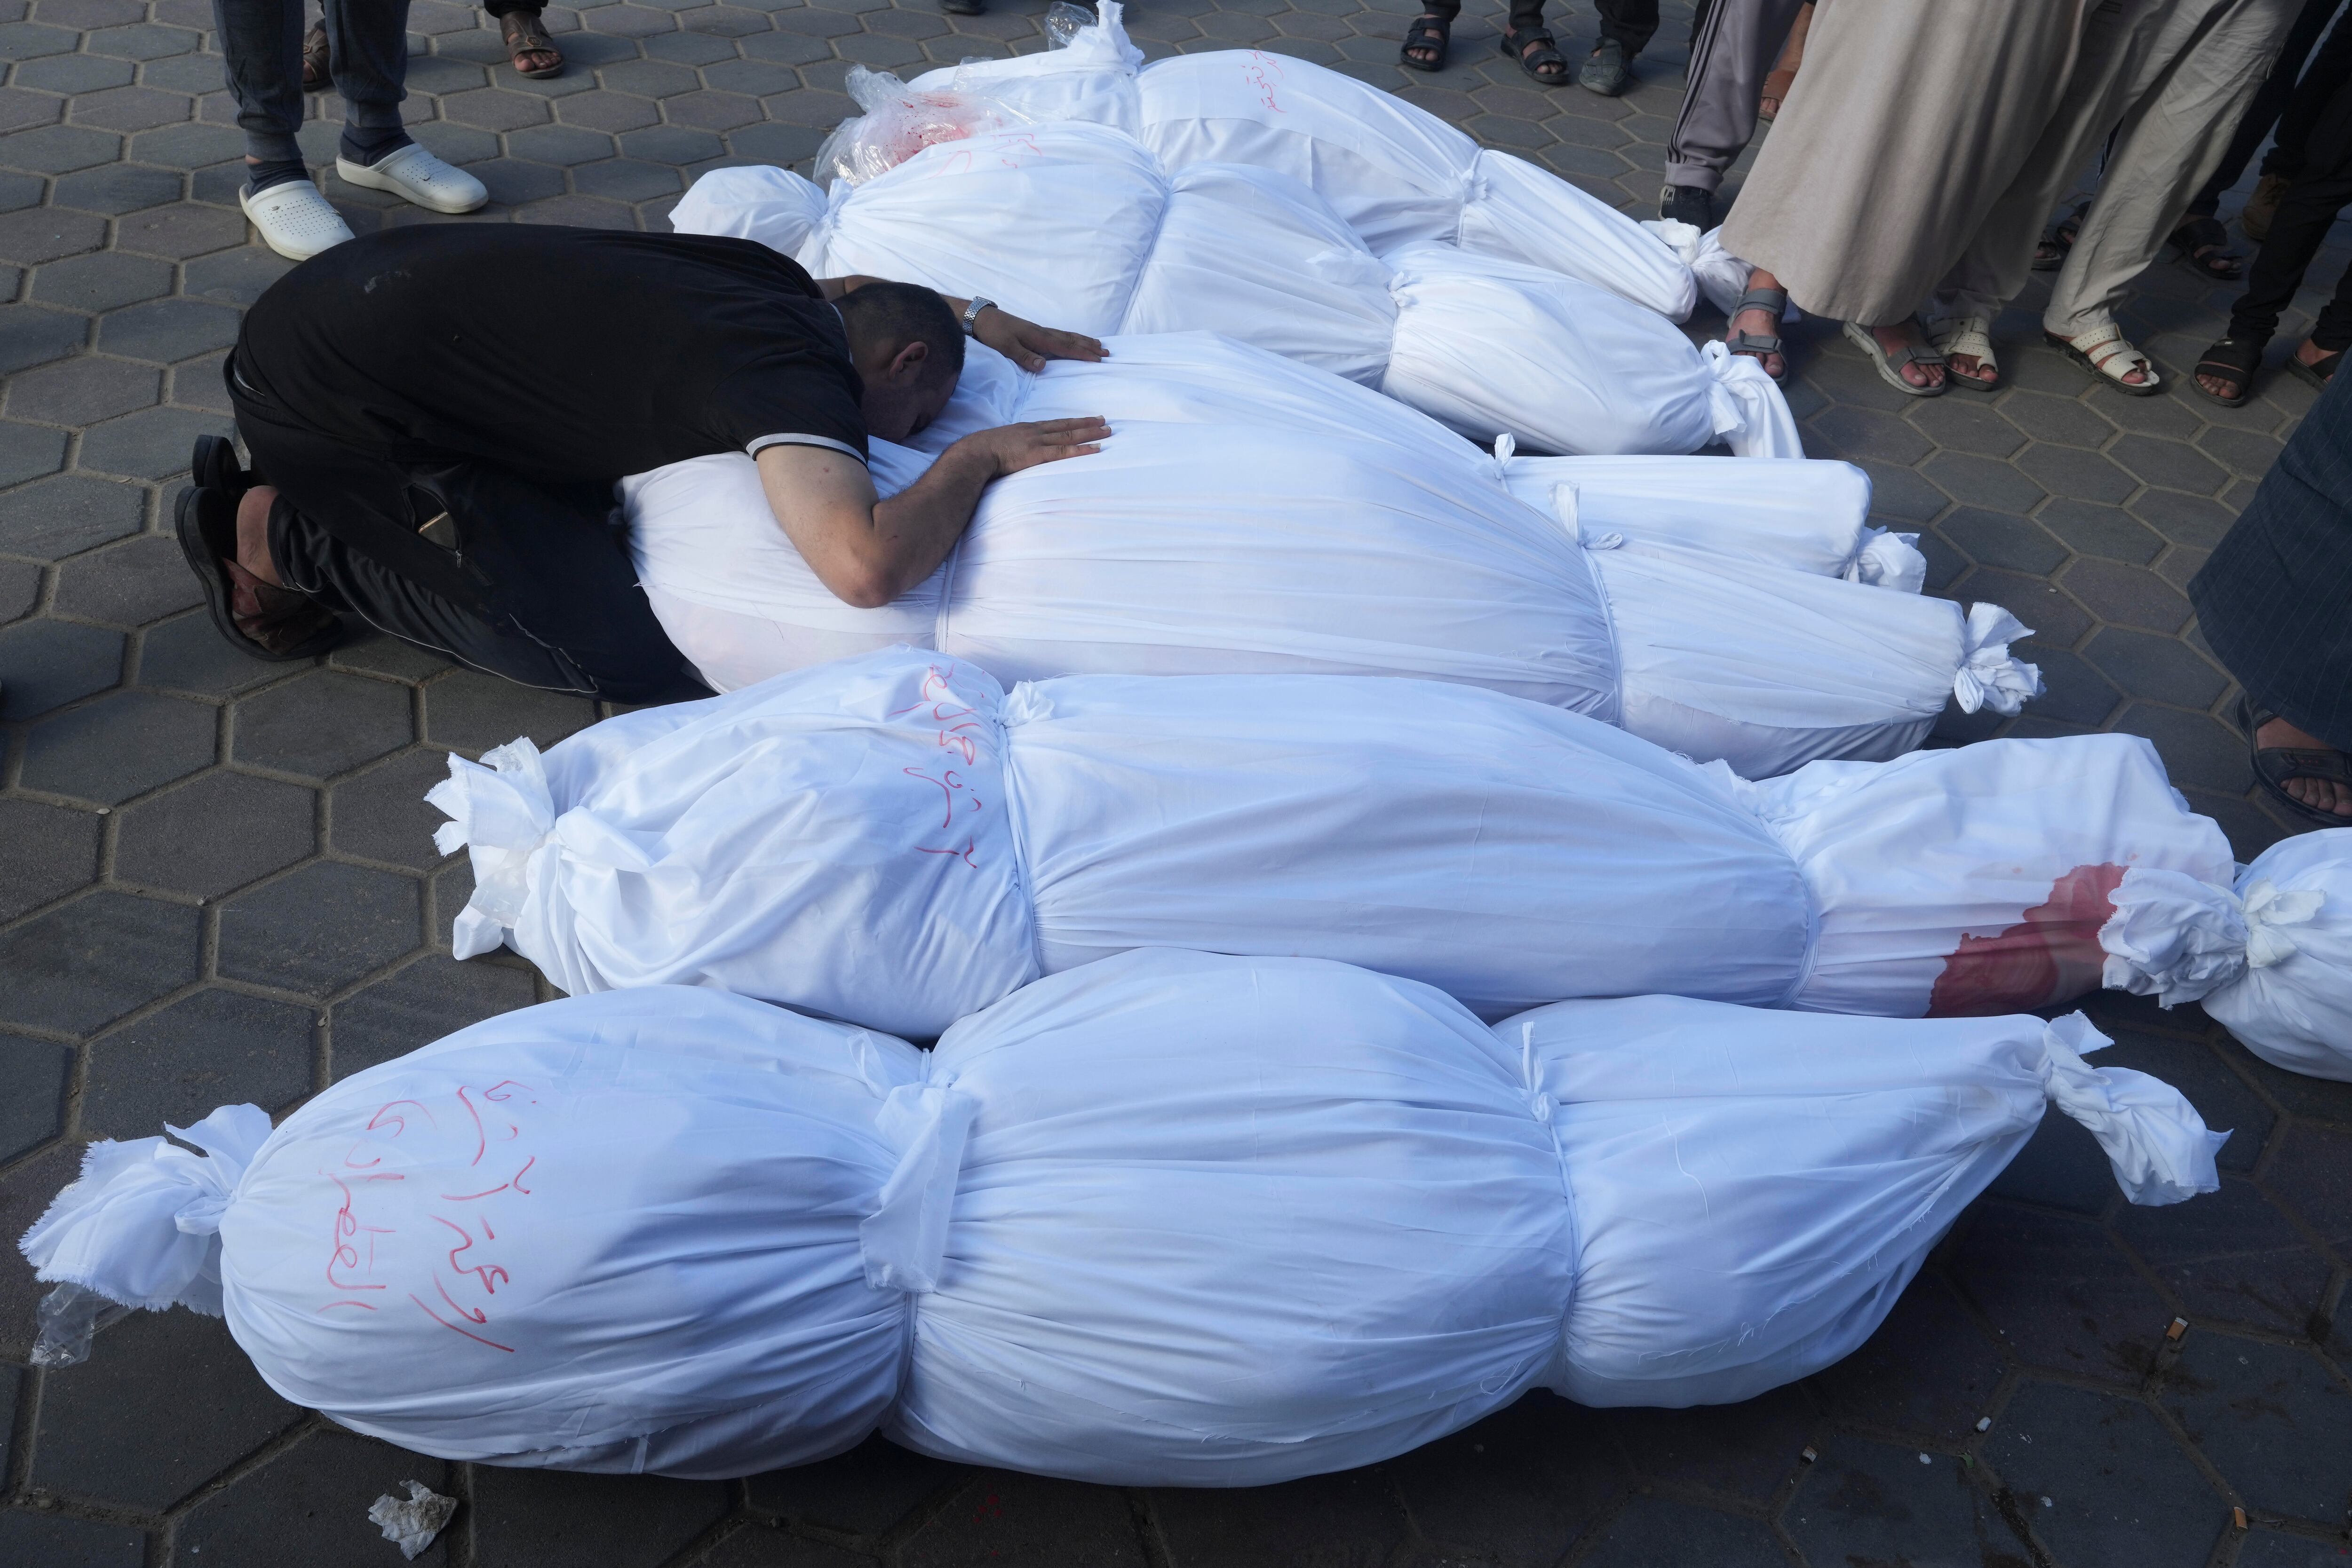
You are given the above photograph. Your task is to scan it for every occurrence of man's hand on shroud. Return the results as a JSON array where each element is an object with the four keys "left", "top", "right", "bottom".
[
  {"left": 962, "top": 416, "right": 1111, "bottom": 475},
  {"left": 973, "top": 309, "right": 1109, "bottom": 372}
]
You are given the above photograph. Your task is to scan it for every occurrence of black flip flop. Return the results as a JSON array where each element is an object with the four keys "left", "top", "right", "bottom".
[
  {"left": 1400, "top": 13, "right": 1449, "bottom": 71},
  {"left": 2287, "top": 347, "right": 2342, "bottom": 392},
  {"left": 2239, "top": 695, "right": 2352, "bottom": 829},
  {"left": 2191, "top": 336, "right": 2263, "bottom": 408},
  {"left": 174, "top": 485, "right": 340, "bottom": 662},
  {"left": 1499, "top": 24, "right": 1568, "bottom": 85},
  {"left": 2169, "top": 215, "right": 2244, "bottom": 282}
]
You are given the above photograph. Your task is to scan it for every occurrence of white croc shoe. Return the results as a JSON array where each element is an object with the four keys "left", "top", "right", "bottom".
[
  {"left": 240, "top": 178, "right": 357, "bottom": 262},
  {"left": 335, "top": 143, "right": 489, "bottom": 214}
]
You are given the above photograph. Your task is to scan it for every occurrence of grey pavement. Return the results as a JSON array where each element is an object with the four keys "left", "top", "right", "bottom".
[{"left": 3, "top": 0, "right": 2352, "bottom": 1563}]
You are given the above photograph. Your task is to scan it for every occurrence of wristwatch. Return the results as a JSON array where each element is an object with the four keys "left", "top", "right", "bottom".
[{"left": 960, "top": 296, "right": 994, "bottom": 337}]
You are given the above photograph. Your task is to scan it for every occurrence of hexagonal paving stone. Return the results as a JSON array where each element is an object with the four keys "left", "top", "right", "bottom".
[
  {"left": 113, "top": 199, "right": 246, "bottom": 258},
  {"left": 2264, "top": 1122, "right": 2352, "bottom": 1253},
  {"left": 1383, "top": 1391, "right": 1626, "bottom": 1563},
  {"left": 0, "top": 205, "right": 105, "bottom": 265},
  {"left": 136, "top": 608, "right": 293, "bottom": 695},
  {"left": 1613, "top": 1383, "right": 1813, "bottom": 1503},
  {"left": 69, "top": 83, "right": 192, "bottom": 133},
  {"left": 1937, "top": 506, "right": 2066, "bottom": 575},
  {"left": 217, "top": 859, "right": 422, "bottom": 997},
  {"left": 20, "top": 687, "right": 215, "bottom": 803},
  {"left": 0, "top": 889, "right": 199, "bottom": 1035},
  {"left": 3, "top": 352, "right": 159, "bottom": 427},
  {"left": 182, "top": 243, "right": 295, "bottom": 306},
  {"left": 81, "top": 986, "right": 315, "bottom": 1136},
  {"left": 2038, "top": 497, "right": 2162, "bottom": 564},
  {"left": 2060, "top": 557, "right": 2194, "bottom": 633},
  {"left": 0, "top": 415, "right": 68, "bottom": 487},
  {"left": 423, "top": 669, "right": 596, "bottom": 753},
  {"left": 114, "top": 768, "right": 316, "bottom": 897},
  {"left": 901, "top": 1474, "right": 1148, "bottom": 1567},
  {"left": 2013, "top": 444, "right": 2141, "bottom": 507},
  {"left": 0, "top": 795, "right": 100, "bottom": 921},
  {"left": 97, "top": 293, "right": 242, "bottom": 361},
  {"left": 16, "top": 53, "right": 138, "bottom": 95},
  {"left": 2112, "top": 703, "right": 2248, "bottom": 795},
  {"left": 330, "top": 747, "right": 461, "bottom": 870},
  {"left": 0, "top": 617, "right": 124, "bottom": 720},
  {"left": 32, "top": 1306, "right": 300, "bottom": 1511},
  {"left": 51, "top": 531, "right": 201, "bottom": 625},
  {"left": 330, "top": 626, "right": 454, "bottom": 682},
  {"left": 85, "top": 21, "right": 203, "bottom": 59},
  {"left": 1785, "top": 1438, "right": 2010, "bottom": 1568},
  {"left": 0, "top": 301, "right": 91, "bottom": 372},
  {"left": 557, "top": 88, "right": 664, "bottom": 131},
  {"left": 232, "top": 668, "right": 415, "bottom": 779},
  {"left": 0, "top": 1513, "right": 146, "bottom": 1568},
  {"left": 51, "top": 161, "right": 184, "bottom": 215},
  {"left": 2117, "top": 1177, "right": 2332, "bottom": 1339},
  {"left": 0, "top": 122, "right": 121, "bottom": 173},
  {"left": 328, "top": 953, "right": 538, "bottom": 1080},
  {"left": 699, "top": 1526, "right": 870, "bottom": 1567},
  {"left": 77, "top": 402, "right": 234, "bottom": 479},
  {"left": 0, "top": 1031, "right": 73, "bottom": 1162},
  {"left": 2082, "top": 626, "right": 2228, "bottom": 708},
  {"left": 1576, "top": 1496, "right": 1785, "bottom": 1568},
  {"left": 1952, "top": 1202, "right": 2170, "bottom": 1385},
  {"left": 469, "top": 1466, "right": 733, "bottom": 1568},
  {"left": 443, "top": 86, "right": 553, "bottom": 129},
  {"left": 0, "top": 472, "right": 145, "bottom": 558},
  {"left": 1986, "top": 1381, "right": 2228, "bottom": 1568},
  {"left": 1806, "top": 1272, "right": 2007, "bottom": 1443},
  {"left": 747, "top": 1434, "right": 966, "bottom": 1538},
  {"left": 0, "top": 556, "right": 37, "bottom": 623},
  {"left": 178, "top": 1433, "right": 454, "bottom": 1567}
]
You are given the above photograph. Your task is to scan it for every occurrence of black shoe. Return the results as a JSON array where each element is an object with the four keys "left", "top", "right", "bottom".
[
  {"left": 190, "top": 433, "right": 248, "bottom": 500},
  {"left": 941, "top": 0, "right": 984, "bottom": 13},
  {"left": 1579, "top": 36, "right": 1629, "bottom": 95},
  {"left": 1660, "top": 184, "right": 1712, "bottom": 229}
]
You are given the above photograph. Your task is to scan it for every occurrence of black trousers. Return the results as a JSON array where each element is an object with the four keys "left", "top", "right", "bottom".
[
  {"left": 2188, "top": 0, "right": 2350, "bottom": 218},
  {"left": 228, "top": 353, "right": 698, "bottom": 703},
  {"left": 2226, "top": 71, "right": 2352, "bottom": 352},
  {"left": 1424, "top": 0, "right": 1657, "bottom": 52}
]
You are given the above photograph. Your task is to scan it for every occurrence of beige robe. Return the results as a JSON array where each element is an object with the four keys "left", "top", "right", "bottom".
[{"left": 1718, "top": 0, "right": 2092, "bottom": 325}]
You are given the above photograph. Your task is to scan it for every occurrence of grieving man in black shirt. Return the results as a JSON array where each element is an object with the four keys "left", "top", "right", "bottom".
[{"left": 177, "top": 224, "right": 1108, "bottom": 701}]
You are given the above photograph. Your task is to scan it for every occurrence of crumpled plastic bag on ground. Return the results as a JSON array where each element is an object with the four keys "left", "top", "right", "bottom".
[
  {"left": 368, "top": 1481, "right": 457, "bottom": 1560},
  {"left": 812, "top": 65, "right": 1029, "bottom": 186}
]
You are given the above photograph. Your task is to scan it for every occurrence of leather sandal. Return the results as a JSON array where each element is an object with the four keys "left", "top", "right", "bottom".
[
  {"left": 175, "top": 485, "right": 341, "bottom": 662},
  {"left": 2191, "top": 336, "right": 2263, "bottom": 407},
  {"left": 1725, "top": 284, "right": 1788, "bottom": 383},
  {"left": 500, "top": 8, "right": 565, "bottom": 79},
  {"left": 2044, "top": 321, "right": 2161, "bottom": 396},
  {"left": 1844, "top": 318, "right": 1947, "bottom": 397},
  {"left": 1930, "top": 315, "right": 1998, "bottom": 392},
  {"left": 2287, "top": 343, "right": 2342, "bottom": 392},
  {"left": 2240, "top": 695, "right": 2352, "bottom": 828},
  {"left": 1400, "top": 13, "right": 1450, "bottom": 70},
  {"left": 301, "top": 20, "right": 330, "bottom": 91},
  {"left": 1499, "top": 25, "right": 1569, "bottom": 85},
  {"left": 2169, "top": 214, "right": 2243, "bottom": 282}
]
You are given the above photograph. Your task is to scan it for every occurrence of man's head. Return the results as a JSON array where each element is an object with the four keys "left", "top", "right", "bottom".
[{"left": 837, "top": 283, "right": 965, "bottom": 442}]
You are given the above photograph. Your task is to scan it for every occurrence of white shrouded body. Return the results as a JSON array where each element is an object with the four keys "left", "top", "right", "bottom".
[
  {"left": 426, "top": 649, "right": 2249, "bottom": 1039},
  {"left": 21, "top": 952, "right": 2219, "bottom": 1483},
  {"left": 625, "top": 333, "right": 2024, "bottom": 779}
]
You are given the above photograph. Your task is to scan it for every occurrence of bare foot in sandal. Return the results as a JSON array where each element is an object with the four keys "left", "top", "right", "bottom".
[
  {"left": 500, "top": 7, "right": 564, "bottom": 78},
  {"left": 1725, "top": 265, "right": 1787, "bottom": 380},
  {"left": 1869, "top": 320, "right": 1946, "bottom": 391},
  {"left": 1402, "top": 11, "right": 1450, "bottom": 67},
  {"left": 2258, "top": 714, "right": 2352, "bottom": 817}
]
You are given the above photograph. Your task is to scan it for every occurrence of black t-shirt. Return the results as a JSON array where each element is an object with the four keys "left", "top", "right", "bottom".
[{"left": 236, "top": 225, "right": 869, "bottom": 481}]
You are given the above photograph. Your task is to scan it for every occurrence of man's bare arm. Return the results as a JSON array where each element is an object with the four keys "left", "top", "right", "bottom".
[
  {"left": 756, "top": 418, "right": 1110, "bottom": 609},
  {"left": 815, "top": 274, "right": 1107, "bottom": 371}
]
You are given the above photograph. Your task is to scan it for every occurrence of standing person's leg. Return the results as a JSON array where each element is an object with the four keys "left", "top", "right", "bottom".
[
  {"left": 214, "top": 0, "right": 357, "bottom": 260},
  {"left": 1401, "top": 0, "right": 1461, "bottom": 71},
  {"left": 324, "top": 0, "right": 489, "bottom": 214},
  {"left": 2183, "top": 0, "right": 2341, "bottom": 221},
  {"left": 1498, "top": 0, "right": 1572, "bottom": 86},
  {"left": 2045, "top": 0, "right": 2299, "bottom": 354},
  {"left": 483, "top": 0, "right": 564, "bottom": 78},
  {"left": 2195, "top": 79, "right": 2352, "bottom": 400},
  {"left": 1580, "top": 0, "right": 1655, "bottom": 93},
  {"left": 1661, "top": 0, "right": 1809, "bottom": 224}
]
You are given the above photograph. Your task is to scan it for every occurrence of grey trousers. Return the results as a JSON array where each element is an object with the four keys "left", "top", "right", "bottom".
[
  {"left": 213, "top": 0, "right": 409, "bottom": 164},
  {"left": 1664, "top": 0, "right": 1808, "bottom": 196}
]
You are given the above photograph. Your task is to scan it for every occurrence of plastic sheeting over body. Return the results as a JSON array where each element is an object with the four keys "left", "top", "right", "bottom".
[
  {"left": 22, "top": 953, "right": 2220, "bottom": 1484},
  {"left": 626, "top": 333, "right": 2024, "bottom": 779},
  {"left": 427, "top": 649, "right": 2263, "bottom": 1039}
]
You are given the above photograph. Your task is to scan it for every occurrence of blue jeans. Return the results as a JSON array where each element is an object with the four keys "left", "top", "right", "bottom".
[{"left": 213, "top": 0, "right": 409, "bottom": 163}]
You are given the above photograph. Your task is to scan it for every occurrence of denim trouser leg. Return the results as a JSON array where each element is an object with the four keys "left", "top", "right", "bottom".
[{"left": 325, "top": 0, "right": 412, "bottom": 133}]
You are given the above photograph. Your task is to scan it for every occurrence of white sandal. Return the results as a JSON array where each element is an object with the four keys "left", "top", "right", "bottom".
[
  {"left": 2044, "top": 321, "right": 2162, "bottom": 396},
  {"left": 1930, "top": 315, "right": 1998, "bottom": 392},
  {"left": 239, "top": 177, "right": 355, "bottom": 262},
  {"left": 335, "top": 142, "right": 489, "bottom": 215}
]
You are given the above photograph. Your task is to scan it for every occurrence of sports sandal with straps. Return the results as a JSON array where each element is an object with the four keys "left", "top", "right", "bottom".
[
  {"left": 2045, "top": 321, "right": 2162, "bottom": 396},
  {"left": 1500, "top": 25, "right": 1569, "bottom": 85},
  {"left": 501, "top": 9, "right": 564, "bottom": 78},
  {"left": 2191, "top": 335, "right": 2262, "bottom": 407},
  {"left": 2240, "top": 696, "right": 2352, "bottom": 828},
  {"left": 1724, "top": 283, "right": 1788, "bottom": 383},
  {"left": 1843, "top": 318, "right": 1947, "bottom": 397},
  {"left": 1400, "top": 13, "right": 1449, "bottom": 71},
  {"left": 1930, "top": 314, "right": 1998, "bottom": 392}
]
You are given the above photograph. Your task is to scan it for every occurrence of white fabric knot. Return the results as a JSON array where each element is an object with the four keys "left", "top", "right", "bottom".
[
  {"left": 2243, "top": 877, "right": 2325, "bottom": 967},
  {"left": 1547, "top": 483, "right": 1621, "bottom": 551},
  {"left": 2036, "top": 1014, "right": 2224, "bottom": 1206},
  {"left": 1845, "top": 528, "right": 1928, "bottom": 594},
  {"left": 428, "top": 739, "right": 555, "bottom": 954},
  {"left": 859, "top": 1080, "right": 979, "bottom": 1295},
  {"left": 19, "top": 1104, "right": 275, "bottom": 1316},
  {"left": 1488, "top": 431, "right": 1517, "bottom": 479},
  {"left": 1952, "top": 603, "right": 2042, "bottom": 715},
  {"left": 1698, "top": 340, "right": 1805, "bottom": 459}
]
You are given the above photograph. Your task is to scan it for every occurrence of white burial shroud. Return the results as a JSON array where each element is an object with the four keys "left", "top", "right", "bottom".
[
  {"left": 626, "top": 333, "right": 2032, "bottom": 780},
  {"left": 22, "top": 952, "right": 2222, "bottom": 1484},
  {"left": 418, "top": 646, "right": 2339, "bottom": 1075}
]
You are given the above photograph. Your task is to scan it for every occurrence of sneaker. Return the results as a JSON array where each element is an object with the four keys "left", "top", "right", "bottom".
[
  {"left": 1579, "top": 36, "right": 1629, "bottom": 95},
  {"left": 2241, "top": 171, "right": 2290, "bottom": 242},
  {"left": 1660, "top": 184, "right": 1712, "bottom": 229},
  {"left": 240, "top": 177, "right": 356, "bottom": 262},
  {"left": 335, "top": 142, "right": 490, "bottom": 215}
]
